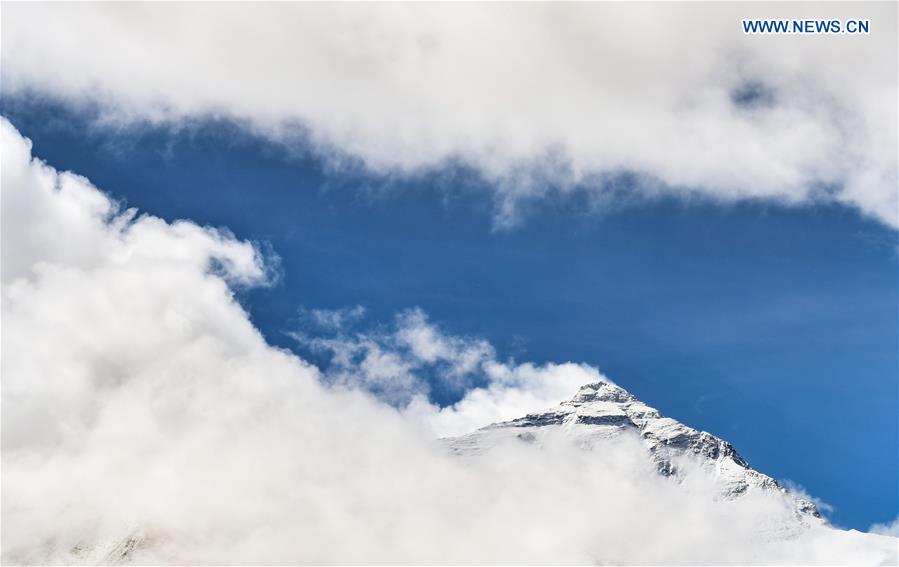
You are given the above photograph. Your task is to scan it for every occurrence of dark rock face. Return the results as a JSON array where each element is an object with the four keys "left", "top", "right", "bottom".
[
  {"left": 488, "top": 411, "right": 574, "bottom": 429},
  {"left": 574, "top": 413, "right": 633, "bottom": 427}
]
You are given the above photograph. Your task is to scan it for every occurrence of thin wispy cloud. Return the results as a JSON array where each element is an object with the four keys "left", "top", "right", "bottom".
[
  {"left": 291, "top": 306, "right": 601, "bottom": 436},
  {"left": 869, "top": 517, "right": 899, "bottom": 538}
]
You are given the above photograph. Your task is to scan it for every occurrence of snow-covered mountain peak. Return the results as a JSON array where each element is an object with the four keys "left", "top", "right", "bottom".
[
  {"left": 449, "top": 379, "right": 822, "bottom": 520},
  {"left": 569, "top": 380, "right": 635, "bottom": 404}
]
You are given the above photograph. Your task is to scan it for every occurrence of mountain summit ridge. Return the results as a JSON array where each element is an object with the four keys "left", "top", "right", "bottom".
[{"left": 447, "top": 380, "right": 822, "bottom": 519}]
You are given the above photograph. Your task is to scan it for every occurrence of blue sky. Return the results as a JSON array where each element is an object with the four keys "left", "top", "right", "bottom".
[{"left": 3, "top": 97, "right": 895, "bottom": 531}]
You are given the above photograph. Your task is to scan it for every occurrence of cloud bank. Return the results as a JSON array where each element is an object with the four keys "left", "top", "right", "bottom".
[
  {"left": 2, "top": 2, "right": 896, "bottom": 227},
  {"left": 2, "top": 119, "right": 897, "bottom": 564}
]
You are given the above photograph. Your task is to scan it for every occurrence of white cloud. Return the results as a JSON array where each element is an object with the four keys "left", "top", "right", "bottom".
[
  {"left": 292, "top": 306, "right": 602, "bottom": 436},
  {"left": 2, "top": 119, "right": 896, "bottom": 564},
  {"left": 2, "top": 3, "right": 895, "bottom": 228},
  {"left": 408, "top": 361, "right": 611, "bottom": 438},
  {"left": 300, "top": 304, "right": 367, "bottom": 332},
  {"left": 780, "top": 480, "right": 835, "bottom": 519},
  {"left": 291, "top": 307, "right": 496, "bottom": 406},
  {"left": 870, "top": 517, "right": 899, "bottom": 538}
]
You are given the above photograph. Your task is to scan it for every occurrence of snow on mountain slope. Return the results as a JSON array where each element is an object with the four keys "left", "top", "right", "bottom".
[{"left": 447, "top": 380, "right": 822, "bottom": 521}]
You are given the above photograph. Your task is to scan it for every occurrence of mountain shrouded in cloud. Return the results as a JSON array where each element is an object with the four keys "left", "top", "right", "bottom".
[
  {"left": 2, "top": 118, "right": 897, "bottom": 564},
  {"left": 2, "top": 2, "right": 896, "bottom": 228}
]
